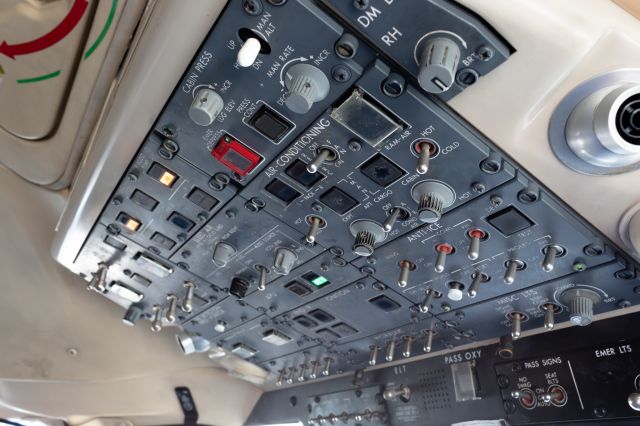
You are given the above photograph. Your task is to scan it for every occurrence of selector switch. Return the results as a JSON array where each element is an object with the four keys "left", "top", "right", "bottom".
[
  {"left": 411, "top": 180, "right": 455, "bottom": 223},
  {"left": 273, "top": 247, "right": 298, "bottom": 275},
  {"left": 189, "top": 88, "right": 224, "bottom": 126},
  {"left": 417, "top": 37, "right": 461, "bottom": 94},
  {"left": 561, "top": 288, "right": 602, "bottom": 326},
  {"left": 284, "top": 63, "right": 330, "bottom": 114},
  {"left": 349, "top": 219, "right": 387, "bottom": 257},
  {"left": 212, "top": 241, "right": 236, "bottom": 267}
]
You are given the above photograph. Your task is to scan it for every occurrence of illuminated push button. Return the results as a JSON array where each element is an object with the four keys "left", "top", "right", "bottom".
[
  {"left": 237, "top": 37, "right": 261, "bottom": 67},
  {"left": 211, "top": 135, "right": 262, "bottom": 176},
  {"left": 147, "top": 162, "right": 178, "bottom": 187},
  {"left": 189, "top": 88, "right": 224, "bottom": 126},
  {"left": 116, "top": 212, "right": 141, "bottom": 232}
]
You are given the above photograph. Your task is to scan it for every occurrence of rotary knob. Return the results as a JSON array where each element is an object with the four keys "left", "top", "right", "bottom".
[
  {"left": 284, "top": 63, "right": 330, "bottom": 114},
  {"left": 411, "top": 180, "right": 455, "bottom": 223},
  {"left": 417, "top": 37, "right": 461, "bottom": 94},
  {"left": 273, "top": 247, "right": 298, "bottom": 275},
  {"left": 560, "top": 288, "right": 602, "bottom": 326},
  {"left": 189, "top": 88, "right": 224, "bottom": 126},
  {"left": 349, "top": 219, "right": 387, "bottom": 257}
]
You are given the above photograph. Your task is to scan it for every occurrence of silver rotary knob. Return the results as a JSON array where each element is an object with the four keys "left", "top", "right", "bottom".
[
  {"left": 416, "top": 37, "right": 461, "bottom": 94},
  {"left": 411, "top": 180, "right": 455, "bottom": 223},
  {"left": 273, "top": 247, "right": 297, "bottom": 275},
  {"left": 189, "top": 88, "right": 224, "bottom": 126},
  {"left": 561, "top": 288, "right": 602, "bottom": 326},
  {"left": 284, "top": 63, "right": 330, "bottom": 114},
  {"left": 212, "top": 241, "right": 236, "bottom": 267},
  {"left": 349, "top": 219, "right": 387, "bottom": 257}
]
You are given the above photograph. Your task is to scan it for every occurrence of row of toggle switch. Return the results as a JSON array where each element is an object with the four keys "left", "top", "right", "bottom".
[
  {"left": 276, "top": 357, "right": 334, "bottom": 386},
  {"left": 396, "top": 241, "right": 568, "bottom": 301}
]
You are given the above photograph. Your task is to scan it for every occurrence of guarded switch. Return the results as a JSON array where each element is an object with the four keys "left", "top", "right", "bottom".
[
  {"left": 212, "top": 135, "right": 262, "bottom": 176},
  {"left": 284, "top": 63, "right": 330, "bottom": 114},
  {"left": 189, "top": 88, "right": 224, "bottom": 126}
]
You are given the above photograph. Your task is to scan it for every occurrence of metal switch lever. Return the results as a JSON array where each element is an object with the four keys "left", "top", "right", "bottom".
[
  {"left": 306, "top": 216, "right": 323, "bottom": 243},
  {"left": 151, "top": 305, "right": 163, "bottom": 333},
  {"left": 385, "top": 340, "right": 396, "bottom": 362},
  {"left": 256, "top": 265, "right": 268, "bottom": 291},
  {"left": 88, "top": 263, "right": 108, "bottom": 292},
  {"left": 181, "top": 281, "right": 196, "bottom": 313},
  {"left": 369, "top": 345, "right": 379, "bottom": 366},
  {"left": 383, "top": 207, "right": 401, "bottom": 232},
  {"left": 322, "top": 357, "right": 333, "bottom": 376},
  {"left": 307, "top": 148, "right": 333, "bottom": 173},
  {"left": 418, "top": 289, "right": 435, "bottom": 314},
  {"left": 434, "top": 243, "right": 453, "bottom": 273},
  {"left": 397, "top": 260, "right": 415, "bottom": 288},
  {"left": 165, "top": 294, "right": 178, "bottom": 323},
  {"left": 504, "top": 259, "right": 524, "bottom": 284},
  {"left": 467, "top": 229, "right": 485, "bottom": 260},
  {"left": 402, "top": 336, "right": 413, "bottom": 358},
  {"left": 383, "top": 384, "right": 411, "bottom": 402}
]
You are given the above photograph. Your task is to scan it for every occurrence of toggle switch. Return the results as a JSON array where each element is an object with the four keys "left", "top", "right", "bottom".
[
  {"left": 181, "top": 281, "right": 196, "bottom": 313},
  {"left": 541, "top": 302, "right": 560, "bottom": 330},
  {"left": 307, "top": 147, "right": 337, "bottom": 173},
  {"left": 284, "top": 63, "right": 330, "bottom": 114},
  {"left": 468, "top": 271, "right": 489, "bottom": 298},
  {"left": 369, "top": 345, "right": 379, "bottom": 366},
  {"left": 434, "top": 243, "right": 454, "bottom": 273},
  {"left": 286, "top": 367, "right": 296, "bottom": 384},
  {"left": 423, "top": 328, "right": 437, "bottom": 353},
  {"left": 212, "top": 241, "right": 236, "bottom": 268},
  {"left": 467, "top": 229, "right": 486, "bottom": 260},
  {"left": 417, "top": 37, "right": 461, "bottom": 94},
  {"left": 322, "top": 357, "right": 333, "bottom": 376},
  {"left": 255, "top": 265, "right": 269, "bottom": 291},
  {"left": 276, "top": 369, "right": 285, "bottom": 387},
  {"left": 383, "top": 384, "right": 411, "bottom": 402},
  {"left": 504, "top": 259, "right": 525, "bottom": 285},
  {"left": 151, "top": 305, "right": 163, "bottom": 332},
  {"left": 189, "top": 88, "right": 224, "bottom": 126},
  {"left": 273, "top": 247, "right": 297, "bottom": 275},
  {"left": 542, "top": 244, "right": 565, "bottom": 272},
  {"left": 350, "top": 219, "right": 387, "bottom": 257},
  {"left": 306, "top": 216, "right": 325, "bottom": 244},
  {"left": 297, "top": 364, "right": 307, "bottom": 382},
  {"left": 418, "top": 288, "right": 436, "bottom": 314},
  {"left": 383, "top": 207, "right": 402, "bottom": 232},
  {"left": 397, "top": 260, "right": 416, "bottom": 288},
  {"left": 385, "top": 340, "right": 396, "bottom": 362},
  {"left": 88, "top": 263, "right": 108, "bottom": 292},
  {"left": 309, "top": 361, "right": 319, "bottom": 379},
  {"left": 237, "top": 37, "right": 261, "bottom": 67},
  {"left": 414, "top": 140, "right": 437, "bottom": 175},
  {"left": 411, "top": 180, "right": 455, "bottom": 223},
  {"left": 165, "top": 294, "right": 178, "bottom": 323},
  {"left": 507, "top": 312, "right": 526, "bottom": 340},
  {"left": 402, "top": 336, "right": 414, "bottom": 358}
]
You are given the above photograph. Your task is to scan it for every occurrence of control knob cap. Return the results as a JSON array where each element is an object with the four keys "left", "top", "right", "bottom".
[
  {"left": 284, "top": 63, "right": 330, "bottom": 114},
  {"left": 561, "top": 288, "right": 602, "bottom": 326},
  {"left": 189, "top": 88, "right": 224, "bottom": 126},
  {"left": 629, "top": 392, "right": 640, "bottom": 411},
  {"left": 417, "top": 37, "right": 461, "bottom": 94}
]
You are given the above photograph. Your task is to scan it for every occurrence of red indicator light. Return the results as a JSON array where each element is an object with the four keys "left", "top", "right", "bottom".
[{"left": 211, "top": 135, "right": 261, "bottom": 176}]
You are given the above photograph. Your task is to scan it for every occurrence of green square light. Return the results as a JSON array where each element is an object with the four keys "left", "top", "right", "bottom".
[{"left": 311, "top": 276, "right": 329, "bottom": 286}]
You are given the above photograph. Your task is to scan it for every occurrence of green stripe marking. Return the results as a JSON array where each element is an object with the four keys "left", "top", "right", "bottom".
[
  {"left": 17, "top": 70, "right": 61, "bottom": 84},
  {"left": 84, "top": 0, "right": 118, "bottom": 60},
  {"left": 0, "top": 64, "right": 4, "bottom": 75}
]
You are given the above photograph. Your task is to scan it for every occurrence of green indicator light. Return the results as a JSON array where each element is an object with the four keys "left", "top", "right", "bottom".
[{"left": 311, "top": 276, "right": 329, "bottom": 286}]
